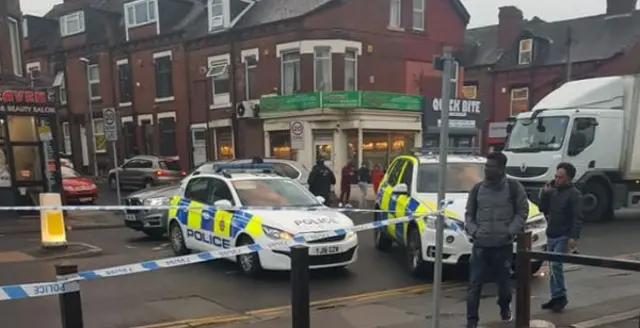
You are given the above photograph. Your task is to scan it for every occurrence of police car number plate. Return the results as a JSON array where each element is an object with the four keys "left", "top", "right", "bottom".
[
  {"left": 313, "top": 246, "right": 340, "bottom": 255},
  {"left": 125, "top": 214, "right": 137, "bottom": 221},
  {"left": 79, "top": 197, "right": 93, "bottom": 202}
]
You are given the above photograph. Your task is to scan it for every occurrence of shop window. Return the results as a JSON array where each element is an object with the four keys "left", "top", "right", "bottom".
[
  {"left": 348, "top": 131, "right": 414, "bottom": 170},
  {"left": 215, "top": 127, "right": 234, "bottom": 160},
  {"left": 510, "top": 87, "right": 529, "bottom": 115},
  {"left": 93, "top": 119, "right": 106, "bottom": 153},
  {"left": 345, "top": 49, "right": 357, "bottom": 91},
  {"left": 0, "top": 120, "right": 8, "bottom": 187},
  {"left": 8, "top": 116, "right": 37, "bottom": 142},
  {"left": 158, "top": 118, "right": 176, "bottom": 156},
  {"left": 315, "top": 144, "right": 332, "bottom": 162},
  {"left": 88, "top": 64, "right": 100, "bottom": 100},
  {"left": 13, "top": 146, "right": 43, "bottom": 181},
  {"left": 62, "top": 122, "right": 72, "bottom": 155},
  {"left": 314, "top": 47, "right": 332, "bottom": 92},
  {"left": 270, "top": 131, "right": 295, "bottom": 160},
  {"left": 154, "top": 53, "right": 173, "bottom": 100},
  {"left": 281, "top": 51, "right": 300, "bottom": 95}
]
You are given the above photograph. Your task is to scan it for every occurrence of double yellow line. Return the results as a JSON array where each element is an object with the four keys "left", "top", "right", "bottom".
[{"left": 133, "top": 283, "right": 454, "bottom": 328}]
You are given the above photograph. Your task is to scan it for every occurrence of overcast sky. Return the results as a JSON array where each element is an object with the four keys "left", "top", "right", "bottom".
[{"left": 19, "top": 0, "right": 640, "bottom": 28}]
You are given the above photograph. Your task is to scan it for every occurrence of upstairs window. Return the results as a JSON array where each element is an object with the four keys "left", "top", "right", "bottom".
[
  {"left": 7, "top": 17, "right": 22, "bottom": 77},
  {"left": 389, "top": 0, "right": 401, "bottom": 28},
  {"left": 462, "top": 84, "right": 478, "bottom": 99},
  {"left": 281, "top": 51, "right": 300, "bottom": 95},
  {"left": 510, "top": 87, "right": 529, "bottom": 115},
  {"left": 60, "top": 11, "right": 85, "bottom": 37},
  {"left": 88, "top": 64, "right": 101, "bottom": 100},
  {"left": 314, "top": 47, "right": 332, "bottom": 92},
  {"left": 244, "top": 55, "right": 258, "bottom": 100},
  {"left": 207, "top": 55, "right": 230, "bottom": 107},
  {"left": 22, "top": 18, "right": 28, "bottom": 38},
  {"left": 412, "top": 0, "right": 425, "bottom": 31},
  {"left": 209, "top": 0, "right": 224, "bottom": 30},
  {"left": 345, "top": 49, "right": 357, "bottom": 91},
  {"left": 125, "top": 0, "right": 157, "bottom": 27},
  {"left": 117, "top": 60, "right": 133, "bottom": 104},
  {"left": 519, "top": 39, "right": 533, "bottom": 65},
  {"left": 154, "top": 52, "right": 173, "bottom": 100}
]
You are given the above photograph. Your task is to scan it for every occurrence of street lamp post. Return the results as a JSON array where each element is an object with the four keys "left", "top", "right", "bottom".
[{"left": 80, "top": 57, "right": 99, "bottom": 177}]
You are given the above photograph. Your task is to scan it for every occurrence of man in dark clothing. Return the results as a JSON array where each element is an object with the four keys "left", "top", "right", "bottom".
[
  {"left": 251, "top": 156, "right": 264, "bottom": 163},
  {"left": 465, "top": 151, "right": 529, "bottom": 328},
  {"left": 356, "top": 164, "right": 371, "bottom": 208},
  {"left": 308, "top": 159, "right": 336, "bottom": 205},
  {"left": 539, "top": 162, "right": 583, "bottom": 312},
  {"left": 339, "top": 162, "right": 355, "bottom": 206}
]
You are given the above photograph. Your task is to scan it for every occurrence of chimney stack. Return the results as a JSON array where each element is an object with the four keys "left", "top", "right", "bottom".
[
  {"left": 606, "top": 0, "right": 637, "bottom": 16},
  {"left": 497, "top": 6, "right": 524, "bottom": 50}
]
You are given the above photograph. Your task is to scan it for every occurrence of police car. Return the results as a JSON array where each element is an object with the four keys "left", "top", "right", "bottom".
[
  {"left": 167, "top": 163, "right": 358, "bottom": 276},
  {"left": 373, "top": 150, "right": 547, "bottom": 277}
]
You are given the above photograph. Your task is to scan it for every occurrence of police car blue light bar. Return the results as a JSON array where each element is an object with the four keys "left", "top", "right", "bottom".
[{"left": 213, "top": 163, "right": 274, "bottom": 172}]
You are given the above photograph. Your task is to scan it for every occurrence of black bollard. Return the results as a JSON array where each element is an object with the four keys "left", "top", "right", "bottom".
[
  {"left": 515, "top": 232, "right": 532, "bottom": 328},
  {"left": 290, "top": 245, "right": 310, "bottom": 328},
  {"left": 56, "top": 263, "right": 84, "bottom": 328}
]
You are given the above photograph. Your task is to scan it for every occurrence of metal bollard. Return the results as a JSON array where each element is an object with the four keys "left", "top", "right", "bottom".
[
  {"left": 55, "top": 263, "right": 84, "bottom": 328},
  {"left": 515, "top": 232, "right": 532, "bottom": 328},
  {"left": 290, "top": 245, "right": 310, "bottom": 328}
]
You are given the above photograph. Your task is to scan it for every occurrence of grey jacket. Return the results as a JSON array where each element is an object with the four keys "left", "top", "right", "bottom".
[{"left": 465, "top": 177, "right": 529, "bottom": 248}]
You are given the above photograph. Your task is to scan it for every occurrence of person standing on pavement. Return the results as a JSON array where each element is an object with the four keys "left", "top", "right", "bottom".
[
  {"left": 464, "top": 151, "right": 529, "bottom": 328},
  {"left": 356, "top": 163, "right": 371, "bottom": 208},
  {"left": 371, "top": 165, "right": 384, "bottom": 194},
  {"left": 339, "top": 162, "right": 355, "bottom": 207},
  {"left": 539, "top": 162, "right": 583, "bottom": 313},
  {"left": 307, "top": 158, "right": 336, "bottom": 206}
]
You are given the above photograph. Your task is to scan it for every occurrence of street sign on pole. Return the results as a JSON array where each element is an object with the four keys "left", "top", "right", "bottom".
[
  {"left": 103, "top": 108, "right": 118, "bottom": 142},
  {"left": 290, "top": 121, "right": 304, "bottom": 150},
  {"left": 102, "top": 108, "right": 121, "bottom": 205},
  {"left": 432, "top": 47, "right": 454, "bottom": 328}
]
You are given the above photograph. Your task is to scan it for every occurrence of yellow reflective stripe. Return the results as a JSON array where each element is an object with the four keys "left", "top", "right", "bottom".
[
  {"left": 214, "top": 210, "right": 232, "bottom": 237},
  {"left": 528, "top": 202, "right": 541, "bottom": 217},
  {"left": 245, "top": 215, "right": 263, "bottom": 237},
  {"left": 187, "top": 200, "right": 203, "bottom": 229},
  {"left": 168, "top": 196, "right": 181, "bottom": 218}
]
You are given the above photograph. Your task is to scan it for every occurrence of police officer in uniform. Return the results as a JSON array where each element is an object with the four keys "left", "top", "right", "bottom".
[{"left": 308, "top": 158, "right": 336, "bottom": 206}]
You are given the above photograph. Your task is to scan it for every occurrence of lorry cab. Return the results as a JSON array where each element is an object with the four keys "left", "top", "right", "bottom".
[{"left": 504, "top": 75, "right": 640, "bottom": 222}]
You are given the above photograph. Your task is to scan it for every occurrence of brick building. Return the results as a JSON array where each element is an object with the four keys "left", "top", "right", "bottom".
[
  {"left": 462, "top": 0, "right": 640, "bottom": 152},
  {"left": 22, "top": 0, "right": 470, "bottom": 174}
]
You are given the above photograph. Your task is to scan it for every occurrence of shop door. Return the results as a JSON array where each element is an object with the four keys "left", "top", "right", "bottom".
[
  {"left": 313, "top": 133, "right": 334, "bottom": 171},
  {"left": 191, "top": 128, "right": 207, "bottom": 168}
]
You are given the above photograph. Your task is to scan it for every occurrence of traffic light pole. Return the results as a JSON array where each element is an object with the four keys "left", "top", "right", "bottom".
[{"left": 432, "top": 46, "right": 454, "bottom": 328}]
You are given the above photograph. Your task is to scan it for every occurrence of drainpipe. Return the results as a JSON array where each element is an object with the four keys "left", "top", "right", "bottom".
[
  {"left": 230, "top": 36, "right": 239, "bottom": 158},
  {"left": 183, "top": 40, "right": 195, "bottom": 169},
  {"left": 108, "top": 47, "right": 120, "bottom": 166},
  {"left": 127, "top": 49, "right": 139, "bottom": 157}
]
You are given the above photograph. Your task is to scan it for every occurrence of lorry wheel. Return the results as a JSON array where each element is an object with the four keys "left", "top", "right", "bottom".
[{"left": 582, "top": 182, "right": 610, "bottom": 222}]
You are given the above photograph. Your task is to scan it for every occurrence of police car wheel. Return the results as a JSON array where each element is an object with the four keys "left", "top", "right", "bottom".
[
  {"left": 169, "top": 222, "right": 189, "bottom": 255},
  {"left": 406, "top": 227, "right": 431, "bottom": 278},
  {"left": 373, "top": 211, "right": 393, "bottom": 251},
  {"left": 236, "top": 235, "right": 262, "bottom": 276}
]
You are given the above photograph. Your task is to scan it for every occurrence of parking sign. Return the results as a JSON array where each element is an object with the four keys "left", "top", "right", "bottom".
[{"left": 103, "top": 108, "right": 118, "bottom": 141}]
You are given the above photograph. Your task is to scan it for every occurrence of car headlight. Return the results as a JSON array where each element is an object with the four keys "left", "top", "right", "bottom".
[
  {"left": 262, "top": 225, "right": 294, "bottom": 240},
  {"left": 525, "top": 214, "right": 547, "bottom": 231},
  {"left": 143, "top": 197, "right": 170, "bottom": 206},
  {"left": 345, "top": 230, "right": 356, "bottom": 239},
  {"left": 424, "top": 215, "right": 463, "bottom": 232}
]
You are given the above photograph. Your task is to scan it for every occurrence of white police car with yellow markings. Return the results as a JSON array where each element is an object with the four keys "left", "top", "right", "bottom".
[
  {"left": 373, "top": 153, "right": 547, "bottom": 277},
  {"left": 167, "top": 164, "right": 358, "bottom": 276}
]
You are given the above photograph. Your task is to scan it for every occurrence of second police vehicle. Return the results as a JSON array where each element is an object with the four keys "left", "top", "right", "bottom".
[
  {"left": 373, "top": 150, "right": 548, "bottom": 277},
  {"left": 167, "top": 163, "right": 358, "bottom": 276}
]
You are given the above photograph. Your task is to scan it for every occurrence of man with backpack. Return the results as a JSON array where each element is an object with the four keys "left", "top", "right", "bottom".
[{"left": 464, "top": 151, "right": 529, "bottom": 328}]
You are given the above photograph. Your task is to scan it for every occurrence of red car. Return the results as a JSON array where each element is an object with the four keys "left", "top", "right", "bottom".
[{"left": 59, "top": 166, "right": 99, "bottom": 204}]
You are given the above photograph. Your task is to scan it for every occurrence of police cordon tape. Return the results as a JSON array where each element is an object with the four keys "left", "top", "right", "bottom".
[
  {"left": 0, "top": 204, "right": 417, "bottom": 213},
  {"left": 0, "top": 200, "right": 453, "bottom": 301}
]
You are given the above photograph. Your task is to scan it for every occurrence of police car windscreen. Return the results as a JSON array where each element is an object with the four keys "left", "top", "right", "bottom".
[
  {"left": 232, "top": 179, "right": 319, "bottom": 207},
  {"left": 416, "top": 163, "right": 483, "bottom": 193}
]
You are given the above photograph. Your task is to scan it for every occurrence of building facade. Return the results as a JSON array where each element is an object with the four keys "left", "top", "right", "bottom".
[
  {"left": 462, "top": 0, "right": 640, "bottom": 152},
  {"left": 22, "top": 0, "right": 470, "bottom": 174}
]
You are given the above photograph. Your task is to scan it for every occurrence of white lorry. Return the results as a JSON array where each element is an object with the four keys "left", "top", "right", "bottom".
[{"left": 503, "top": 75, "right": 640, "bottom": 222}]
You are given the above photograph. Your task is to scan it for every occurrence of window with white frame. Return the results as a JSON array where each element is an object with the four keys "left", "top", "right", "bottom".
[
  {"left": 59, "top": 11, "right": 85, "bottom": 37},
  {"left": 412, "top": 0, "right": 425, "bottom": 31},
  {"left": 389, "top": 0, "right": 401, "bottom": 28},
  {"left": 8, "top": 17, "right": 22, "bottom": 77},
  {"left": 125, "top": 0, "right": 157, "bottom": 27},
  {"left": 208, "top": 56, "right": 230, "bottom": 106},
  {"left": 519, "top": 39, "right": 533, "bottom": 65},
  {"left": 281, "top": 51, "right": 300, "bottom": 95},
  {"left": 154, "top": 52, "right": 173, "bottom": 100},
  {"left": 53, "top": 72, "right": 67, "bottom": 104},
  {"left": 93, "top": 118, "right": 106, "bottom": 152},
  {"left": 208, "top": 0, "right": 224, "bottom": 30},
  {"left": 449, "top": 61, "right": 459, "bottom": 99},
  {"left": 62, "top": 122, "right": 72, "bottom": 155},
  {"left": 510, "top": 87, "right": 529, "bottom": 115},
  {"left": 314, "top": 47, "right": 332, "bottom": 92},
  {"left": 22, "top": 18, "right": 28, "bottom": 38},
  {"left": 345, "top": 49, "right": 357, "bottom": 91},
  {"left": 88, "top": 64, "right": 100, "bottom": 99},
  {"left": 244, "top": 55, "right": 258, "bottom": 100}
]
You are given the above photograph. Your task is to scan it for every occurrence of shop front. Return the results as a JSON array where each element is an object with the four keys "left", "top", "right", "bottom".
[
  {"left": 260, "top": 91, "right": 423, "bottom": 186},
  {"left": 486, "top": 121, "right": 509, "bottom": 152},
  {"left": 422, "top": 97, "right": 484, "bottom": 150},
  {"left": 0, "top": 88, "right": 62, "bottom": 216}
]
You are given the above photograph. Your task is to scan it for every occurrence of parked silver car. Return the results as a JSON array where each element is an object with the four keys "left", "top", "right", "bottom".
[{"left": 108, "top": 155, "right": 186, "bottom": 190}]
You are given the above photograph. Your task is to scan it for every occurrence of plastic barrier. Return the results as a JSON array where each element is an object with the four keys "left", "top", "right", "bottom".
[
  {"left": 39, "top": 193, "right": 67, "bottom": 248},
  {"left": 0, "top": 200, "right": 453, "bottom": 301}
]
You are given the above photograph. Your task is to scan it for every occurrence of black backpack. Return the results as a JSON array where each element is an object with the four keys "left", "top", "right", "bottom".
[{"left": 469, "top": 178, "right": 520, "bottom": 215}]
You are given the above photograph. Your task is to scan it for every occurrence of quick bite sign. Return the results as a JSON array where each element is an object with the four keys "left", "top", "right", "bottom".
[{"left": 0, "top": 89, "right": 57, "bottom": 114}]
